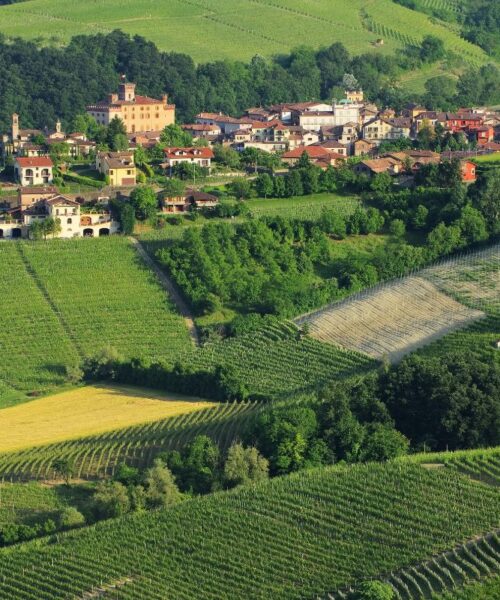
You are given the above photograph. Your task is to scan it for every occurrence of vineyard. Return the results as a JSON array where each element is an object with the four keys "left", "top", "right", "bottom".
[
  {"left": 0, "top": 461, "right": 497, "bottom": 598},
  {"left": 246, "top": 193, "right": 361, "bottom": 220},
  {"left": 0, "top": 401, "right": 259, "bottom": 481},
  {"left": 0, "top": 239, "right": 192, "bottom": 406},
  {"left": 0, "top": 385, "right": 215, "bottom": 453},
  {"left": 185, "top": 320, "right": 376, "bottom": 397},
  {"left": 0, "top": 0, "right": 489, "bottom": 66},
  {"left": 296, "top": 244, "right": 499, "bottom": 362}
]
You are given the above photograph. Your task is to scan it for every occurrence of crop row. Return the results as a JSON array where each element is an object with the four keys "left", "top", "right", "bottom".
[
  {"left": 0, "top": 462, "right": 497, "bottom": 599},
  {"left": 0, "top": 402, "right": 258, "bottom": 481}
]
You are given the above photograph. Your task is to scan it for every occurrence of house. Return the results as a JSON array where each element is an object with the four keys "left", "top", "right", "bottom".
[
  {"left": 18, "top": 186, "right": 58, "bottom": 209},
  {"left": 182, "top": 123, "right": 222, "bottom": 140},
  {"left": 310, "top": 140, "right": 349, "bottom": 156},
  {"left": 195, "top": 113, "right": 251, "bottom": 135},
  {"left": 362, "top": 117, "right": 411, "bottom": 144},
  {"left": 281, "top": 146, "right": 345, "bottom": 167},
  {"left": 86, "top": 78, "right": 175, "bottom": 134},
  {"left": 14, "top": 156, "right": 53, "bottom": 186},
  {"left": 353, "top": 157, "right": 403, "bottom": 176},
  {"left": 338, "top": 122, "right": 359, "bottom": 147},
  {"left": 0, "top": 193, "right": 119, "bottom": 239},
  {"left": 346, "top": 90, "right": 364, "bottom": 103},
  {"left": 472, "top": 126, "right": 495, "bottom": 145},
  {"left": 162, "top": 147, "right": 214, "bottom": 173},
  {"left": 244, "top": 107, "right": 279, "bottom": 122},
  {"left": 96, "top": 152, "right": 136, "bottom": 186},
  {"left": 354, "top": 139, "right": 376, "bottom": 157},
  {"left": 161, "top": 189, "right": 218, "bottom": 213}
]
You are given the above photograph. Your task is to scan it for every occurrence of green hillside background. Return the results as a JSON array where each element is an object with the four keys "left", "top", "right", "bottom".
[{"left": 0, "top": 0, "right": 489, "bottom": 67}]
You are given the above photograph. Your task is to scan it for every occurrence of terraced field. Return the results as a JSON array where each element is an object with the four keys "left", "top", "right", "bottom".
[
  {"left": 0, "top": 401, "right": 259, "bottom": 480},
  {"left": 0, "top": 462, "right": 497, "bottom": 599},
  {"left": 296, "top": 244, "right": 499, "bottom": 362},
  {"left": 0, "top": 0, "right": 489, "bottom": 65}
]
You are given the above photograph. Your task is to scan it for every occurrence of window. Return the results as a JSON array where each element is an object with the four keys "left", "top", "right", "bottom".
[{"left": 67, "top": 218, "right": 72, "bottom": 224}]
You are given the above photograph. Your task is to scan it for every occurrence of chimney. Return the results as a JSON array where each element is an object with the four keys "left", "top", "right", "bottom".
[
  {"left": 108, "top": 93, "right": 119, "bottom": 104},
  {"left": 162, "top": 94, "right": 168, "bottom": 105},
  {"left": 12, "top": 113, "right": 19, "bottom": 140}
]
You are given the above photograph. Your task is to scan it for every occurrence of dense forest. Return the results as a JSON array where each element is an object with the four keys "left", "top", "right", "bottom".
[{"left": 0, "top": 30, "right": 499, "bottom": 134}]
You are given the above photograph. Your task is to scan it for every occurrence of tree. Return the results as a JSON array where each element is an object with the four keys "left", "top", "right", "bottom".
[
  {"left": 412, "top": 204, "right": 428, "bottom": 229},
  {"left": 175, "top": 435, "right": 221, "bottom": 494},
  {"left": 58, "top": 507, "right": 85, "bottom": 529},
  {"left": 224, "top": 443, "right": 269, "bottom": 487},
  {"left": 111, "top": 133, "right": 129, "bottom": 151},
  {"left": 43, "top": 217, "right": 62, "bottom": 239},
  {"left": 351, "top": 581, "right": 394, "bottom": 600},
  {"left": 454, "top": 205, "right": 488, "bottom": 245},
  {"left": 159, "top": 123, "right": 192, "bottom": 147},
  {"left": 28, "top": 220, "right": 44, "bottom": 241},
  {"left": 342, "top": 73, "right": 359, "bottom": 91},
  {"left": 93, "top": 481, "right": 130, "bottom": 519},
  {"left": 285, "top": 170, "right": 303, "bottom": 197},
  {"left": 119, "top": 203, "right": 136, "bottom": 235},
  {"left": 319, "top": 209, "right": 346, "bottom": 239},
  {"left": 129, "top": 186, "right": 158, "bottom": 220},
  {"left": 255, "top": 173, "right": 274, "bottom": 198},
  {"left": 420, "top": 35, "right": 445, "bottom": 63},
  {"left": 424, "top": 76, "right": 457, "bottom": 111},
  {"left": 213, "top": 144, "right": 241, "bottom": 169},
  {"left": 106, "top": 116, "right": 127, "bottom": 148},
  {"left": 389, "top": 219, "right": 406, "bottom": 238},
  {"left": 162, "top": 177, "right": 185, "bottom": 198},
  {"left": 361, "top": 424, "right": 409, "bottom": 462},
  {"left": 229, "top": 177, "right": 252, "bottom": 200},
  {"left": 52, "top": 457, "right": 75, "bottom": 485},
  {"left": 144, "top": 459, "right": 183, "bottom": 508},
  {"left": 370, "top": 172, "right": 392, "bottom": 195},
  {"left": 273, "top": 175, "right": 286, "bottom": 198}
]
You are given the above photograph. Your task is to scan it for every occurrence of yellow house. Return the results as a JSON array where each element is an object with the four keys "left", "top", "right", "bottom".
[{"left": 96, "top": 151, "right": 136, "bottom": 187}]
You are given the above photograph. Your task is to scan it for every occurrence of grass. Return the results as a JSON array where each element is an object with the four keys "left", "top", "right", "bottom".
[
  {"left": 0, "top": 384, "right": 215, "bottom": 453},
  {"left": 472, "top": 153, "right": 500, "bottom": 163},
  {"left": 0, "top": 0, "right": 489, "bottom": 68},
  {"left": 0, "top": 482, "right": 94, "bottom": 528},
  {"left": 245, "top": 192, "right": 361, "bottom": 219},
  {"left": 0, "top": 461, "right": 497, "bottom": 599},
  {"left": 0, "top": 238, "right": 192, "bottom": 406}
]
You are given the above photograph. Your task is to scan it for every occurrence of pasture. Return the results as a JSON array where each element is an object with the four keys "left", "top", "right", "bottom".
[
  {"left": 0, "top": 0, "right": 488, "bottom": 66},
  {"left": 0, "top": 238, "right": 192, "bottom": 406},
  {"left": 0, "top": 385, "right": 215, "bottom": 453},
  {"left": 0, "top": 461, "right": 497, "bottom": 599}
]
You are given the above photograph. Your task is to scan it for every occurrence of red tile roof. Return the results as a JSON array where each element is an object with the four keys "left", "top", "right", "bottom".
[
  {"left": 163, "top": 147, "right": 214, "bottom": 159},
  {"left": 15, "top": 156, "right": 53, "bottom": 168}
]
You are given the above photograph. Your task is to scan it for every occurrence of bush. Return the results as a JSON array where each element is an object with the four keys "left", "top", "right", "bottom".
[
  {"left": 58, "top": 507, "right": 86, "bottom": 529},
  {"left": 93, "top": 481, "right": 130, "bottom": 519}
]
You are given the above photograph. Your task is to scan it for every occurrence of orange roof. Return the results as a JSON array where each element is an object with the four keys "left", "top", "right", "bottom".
[
  {"left": 15, "top": 156, "right": 53, "bottom": 168},
  {"left": 282, "top": 146, "right": 331, "bottom": 159}
]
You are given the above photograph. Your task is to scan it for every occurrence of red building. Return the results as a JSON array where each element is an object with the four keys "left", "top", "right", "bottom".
[{"left": 461, "top": 160, "right": 477, "bottom": 183}]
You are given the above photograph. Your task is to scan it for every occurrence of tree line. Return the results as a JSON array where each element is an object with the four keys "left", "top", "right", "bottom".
[{"left": 1, "top": 29, "right": 499, "bottom": 134}]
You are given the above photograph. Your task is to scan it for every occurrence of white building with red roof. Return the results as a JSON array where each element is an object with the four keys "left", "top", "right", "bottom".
[
  {"left": 14, "top": 156, "right": 53, "bottom": 186},
  {"left": 162, "top": 147, "right": 215, "bottom": 173}
]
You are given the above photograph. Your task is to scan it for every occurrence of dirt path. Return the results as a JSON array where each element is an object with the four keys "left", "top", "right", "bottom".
[{"left": 129, "top": 237, "right": 200, "bottom": 347}]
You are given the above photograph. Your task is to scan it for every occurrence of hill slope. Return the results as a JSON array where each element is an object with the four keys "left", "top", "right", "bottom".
[
  {"left": 0, "top": 0, "right": 489, "bottom": 65},
  {"left": 0, "top": 460, "right": 497, "bottom": 599}
]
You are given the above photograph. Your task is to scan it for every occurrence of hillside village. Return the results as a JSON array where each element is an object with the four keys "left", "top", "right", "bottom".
[{"left": 0, "top": 79, "right": 499, "bottom": 240}]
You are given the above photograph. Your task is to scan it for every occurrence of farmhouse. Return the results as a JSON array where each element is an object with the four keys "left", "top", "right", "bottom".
[
  {"left": 353, "top": 157, "right": 403, "bottom": 176},
  {"left": 354, "top": 139, "right": 376, "bottom": 157},
  {"left": 0, "top": 193, "right": 119, "bottom": 239},
  {"left": 14, "top": 156, "right": 53, "bottom": 186},
  {"left": 86, "top": 79, "right": 175, "bottom": 134},
  {"left": 162, "top": 147, "right": 214, "bottom": 173},
  {"left": 161, "top": 189, "right": 218, "bottom": 213},
  {"left": 96, "top": 152, "right": 136, "bottom": 187}
]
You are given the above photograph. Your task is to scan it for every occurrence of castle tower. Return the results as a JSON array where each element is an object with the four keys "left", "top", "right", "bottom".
[
  {"left": 12, "top": 113, "right": 19, "bottom": 140},
  {"left": 118, "top": 81, "right": 136, "bottom": 102},
  {"left": 55, "top": 119, "right": 62, "bottom": 134}
]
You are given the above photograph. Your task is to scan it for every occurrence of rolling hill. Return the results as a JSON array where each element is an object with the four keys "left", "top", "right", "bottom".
[
  {"left": 0, "top": 0, "right": 489, "bottom": 66},
  {"left": 0, "top": 458, "right": 497, "bottom": 599}
]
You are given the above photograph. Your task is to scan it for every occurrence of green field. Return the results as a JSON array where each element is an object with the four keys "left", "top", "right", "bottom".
[
  {"left": 0, "top": 238, "right": 191, "bottom": 406},
  {"left": 245, "top": 192, "right": 361, "bottom": 219},
  {"left": 0, "top": 0, "right": 489, "bottom": 66},
  {"left": 0, "top": 460, "right": 497, "bottom": 599}
]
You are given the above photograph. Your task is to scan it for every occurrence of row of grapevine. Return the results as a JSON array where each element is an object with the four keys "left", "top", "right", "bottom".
[
  {"left": 0, "top": 402, "right": 259, "bottom": 481},
  {"left": 0, "top": 462, "right": 497, "bottom": 599}
]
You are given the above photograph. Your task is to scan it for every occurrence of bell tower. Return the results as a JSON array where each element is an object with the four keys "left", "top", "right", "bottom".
[{"left": 12, "top": 113, "right": 19, "bottom": 140}]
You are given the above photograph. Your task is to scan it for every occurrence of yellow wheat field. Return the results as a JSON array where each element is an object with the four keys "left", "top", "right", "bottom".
[{"left": 0, "top": 385, "right": 215, "bottom": 452}]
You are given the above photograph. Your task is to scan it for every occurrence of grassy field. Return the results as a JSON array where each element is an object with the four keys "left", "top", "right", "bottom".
[
  {"left": 0, "top": 460, "right": 497, "bottom": 599},
  {"left": 0, "top": 0, "right": 489, "bottom": 66},
  {"left": 245, "top": 193, "right": 361, "bottom": 219},
  {"left": 472, "top": 153, "right": 500, "bottom": 163},
  {"left": 0, "top": 238, "right": 192, "bottom": 406},
  {"left": 0, "top": 385, "right": 215, "bottom": 453}
]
